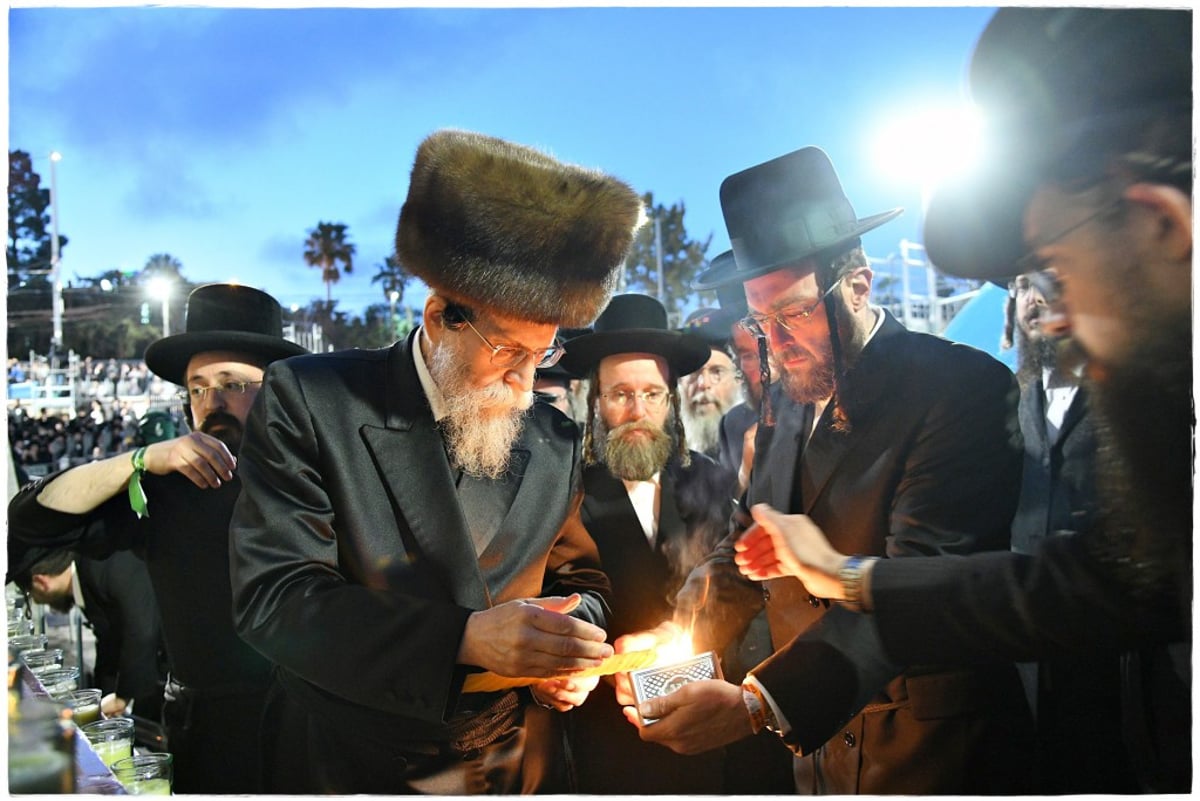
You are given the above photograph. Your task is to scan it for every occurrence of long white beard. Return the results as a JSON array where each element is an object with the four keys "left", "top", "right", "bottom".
[{"left": 429, "top": 344, "right": 533, "bottom": 479}]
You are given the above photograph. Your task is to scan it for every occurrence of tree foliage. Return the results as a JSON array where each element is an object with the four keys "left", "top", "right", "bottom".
[
  {"left": 303, "top": 222, "right": 355, "bottom": 305},
  {"left": 8, "top": 150, "right": 69, "bottom": 287},
  {"left": 621, "top": 192, "right": 714, "bottom": 325}
]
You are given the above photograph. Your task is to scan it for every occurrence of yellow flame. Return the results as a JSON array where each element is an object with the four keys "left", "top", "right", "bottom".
[{"left": 654, "top": 629, "right": 695, "bottom": 666}]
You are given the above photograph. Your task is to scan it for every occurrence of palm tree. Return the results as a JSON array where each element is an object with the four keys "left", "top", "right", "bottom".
[
  {"left": 371, "top": 254, "right": 413, "bottom": 331},
  {"left": 303, "top": 222, "right": 356, "bottom": 305}
]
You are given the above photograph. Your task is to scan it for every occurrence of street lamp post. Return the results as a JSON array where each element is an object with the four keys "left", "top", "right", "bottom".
[
  {"left": 147, "top": 277, "right": 173, "bottom": 337},
  {"left": 49, "top": 152, "right": 64, "bottom": 353}
]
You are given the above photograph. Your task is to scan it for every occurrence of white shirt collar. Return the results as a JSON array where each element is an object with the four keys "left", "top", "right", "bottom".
[
  {"left": 622, "top": 471, "right": 662, "bottom": 545},
  {"left": 412, "top": 326, "right": 448, "bottom": 422}
]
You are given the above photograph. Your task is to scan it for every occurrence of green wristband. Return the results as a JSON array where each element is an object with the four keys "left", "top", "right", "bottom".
[{"left": 128, "top": 447, "right": 149, "bottom": 519}]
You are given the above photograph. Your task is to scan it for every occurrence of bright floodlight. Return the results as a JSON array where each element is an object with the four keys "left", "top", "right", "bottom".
[
  {"left": 872, "top": 105, "right": 982, "bottom": 203},
  {"left": 50, "top": 151, "right": 62, "bottom": 162},
  {"left": 146, "top": 276, "right": 172, "bottom": 301}
]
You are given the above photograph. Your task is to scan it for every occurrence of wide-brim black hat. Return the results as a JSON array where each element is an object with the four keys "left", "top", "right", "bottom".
[
  {"left": 144, "top": 283, "right": 308, "bottom": 386},
  {"left": 924, "top": 8, "right": 1191, "bottom": 281},
  {"left": 559, "top": 293, "right": 710, "bottom": 378},
  {"left": 695, "top": 147, "right": 901, "bottom": 290}
]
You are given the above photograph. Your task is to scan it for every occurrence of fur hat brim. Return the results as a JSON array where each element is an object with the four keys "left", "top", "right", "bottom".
[{"left": 396, "top": 129, "right": 644, "bottom": 327}]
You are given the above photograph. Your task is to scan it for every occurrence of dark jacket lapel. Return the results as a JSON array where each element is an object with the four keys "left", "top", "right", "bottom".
[
  {"left": 359, "top": 331, "right": 489, "bottom": 610},
  {"left": 800, "top": 311, "right": 903, "bottom": 513}
]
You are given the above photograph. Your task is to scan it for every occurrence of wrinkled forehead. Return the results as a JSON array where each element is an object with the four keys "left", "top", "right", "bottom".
[{"left": 743, "top": 264, "right": 820, "bottom": 309}]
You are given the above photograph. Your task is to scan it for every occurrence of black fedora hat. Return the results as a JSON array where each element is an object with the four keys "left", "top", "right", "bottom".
[
  {"left": 695, "top": 147, "right": 902, "bottom": 290},
  {"left": 559, "top": 293, "right": 710, "bottom": 378},
  {"left": 924, "top": 8, "right": 1191, "bottom": 281},
  {"left": 144, "top": 283, "right": 309, "bottom": 386}
]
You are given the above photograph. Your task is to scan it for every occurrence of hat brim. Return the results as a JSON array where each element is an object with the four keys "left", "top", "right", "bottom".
[
  {"left": 144, "top": 332, "right": 308, "bottom": 386},
  {"left": 694, "top": 208, "right": 903, "bottom": 290},
  {"left": 559, "top": 330, "right": 711, "bottom": 379},
  {"left": 923, "top": 159, "right": 1036, "bottom": 281}
]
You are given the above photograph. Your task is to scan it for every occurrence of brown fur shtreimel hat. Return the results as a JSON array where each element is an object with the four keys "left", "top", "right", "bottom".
[{"left": 396, "top": 129, "right": 645, "bottom": 327}]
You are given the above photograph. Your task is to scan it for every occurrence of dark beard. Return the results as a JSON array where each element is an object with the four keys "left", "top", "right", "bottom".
[
  {"left": 601, "top": 420, "right": 673, "bottom": 481},
  {"left": 200, "top": 412, "right": 244, "bottom": 456},
  {"left": 1015, "top": 325, "right": 1063, "bottom": 388},
  {"left": 1084, "top": 314, "right": 1192, "bottom": 606}
]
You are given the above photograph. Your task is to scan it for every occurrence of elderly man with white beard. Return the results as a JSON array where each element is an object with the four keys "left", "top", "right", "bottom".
[
  {"left": 228, "top": 129, "right": 645, "bottom": 794},
  {"left": 678, "top": 308, "right": 741, "bottom": 459},
  {"left": 557, "top": 293, "right": 793, "bottom": 794}
]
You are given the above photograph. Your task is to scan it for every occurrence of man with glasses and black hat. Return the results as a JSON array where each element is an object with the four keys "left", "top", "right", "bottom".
[
  {"left": 623, "top": 146, "right": 1034, "bottom": 794},
  {"left": 732, "top": 7, "right": 1190, "bottom": 793},
  {"left": 555, "top": 293, "right": 792, "bottom": 793},
  {"left": 228, "top": 129, "right": 644, "bottom": 794},
  {"left": 8, "top": 283, "right": 308, "bottom": 793}
]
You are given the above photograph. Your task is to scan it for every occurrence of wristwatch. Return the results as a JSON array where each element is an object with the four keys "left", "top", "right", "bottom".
[{"left": 838, "top": 555, "right": 878, "bottom": 612}]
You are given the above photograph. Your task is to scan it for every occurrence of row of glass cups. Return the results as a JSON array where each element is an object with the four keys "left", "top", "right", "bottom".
[{"left": 12, "top": 638, "right": 173, "bottom": 794}]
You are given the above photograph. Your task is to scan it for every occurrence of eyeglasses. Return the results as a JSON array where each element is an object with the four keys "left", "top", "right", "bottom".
[
  {"left": 1014, "top": 198, "right": 1123, "bottom": 274},
  {"left": 692, "top": 365, "right": 735, "bottom": 384},
  {"left": 178, "top": 380, "right": 262, "bottom": 402},
  {"left": 738, "top": 280, "right": 841, "bottom": 336},
  {"left": 462, "top": 318, "right": 565, "bottom": 370},
  {"left": 599, "top": 388, "right": 671, "bottom": 409}
]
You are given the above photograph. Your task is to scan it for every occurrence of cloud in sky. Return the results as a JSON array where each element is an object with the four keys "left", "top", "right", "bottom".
[{"left": 9, "top": 5, "right": 996, "bottom": 313}]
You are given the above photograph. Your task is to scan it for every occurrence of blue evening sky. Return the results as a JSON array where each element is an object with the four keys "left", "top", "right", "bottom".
[{"left": 8, "top": 3, "right": 1000, "bottom": 316}]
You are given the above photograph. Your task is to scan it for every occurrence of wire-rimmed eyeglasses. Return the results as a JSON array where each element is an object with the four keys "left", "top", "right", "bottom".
[
  {"left": 1014, "top": 198, "right": 1124, "bottom": 275},
  {"left": 599, "top": 388, "right": 671, "bottom": 409},
  {"left": 462, "top": 318, "right": 565, "bottom": 370},
  {"left": 738, "top": 279, "right": 841, "bottom": 336},
  {"left": 177, "top": 380, "right": 262, "bottom": 402}
]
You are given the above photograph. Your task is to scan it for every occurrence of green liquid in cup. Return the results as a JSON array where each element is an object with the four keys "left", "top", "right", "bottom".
[
  {"left": 123, "top": 777, "right": 171, "bottom": 795},
  {"left": 92, "top": 739, "right": 133, "bottom": 768},
  {"left": 72, "top": 703, "right": 101, "bottom": 726}
]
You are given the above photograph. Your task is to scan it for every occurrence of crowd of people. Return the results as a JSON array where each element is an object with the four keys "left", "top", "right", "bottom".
[
  {"left": 8, "top": 383, "right": 183, "bottom": 475},
  {"left": 6, "top": 7, "right": 1190, "bottom": 796}
]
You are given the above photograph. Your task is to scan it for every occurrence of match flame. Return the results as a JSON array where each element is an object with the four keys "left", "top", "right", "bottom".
[{"left": 653, "top": 628, "right": 695, "bottom": 666}]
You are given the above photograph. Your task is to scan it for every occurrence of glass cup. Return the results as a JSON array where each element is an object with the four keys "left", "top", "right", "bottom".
[
  {"left": 9, "top": 633, "right": 48, "bottom": 658},
  {"left": 67, "top": 688, "right": 104, "bottom": 726},
  {"left": 37, "top": 666, "right": 81, "bottom": 698},
  {"left": 112, "top": 753, "right": 173, "bottom": 795},
  {"left": 8, "top": 617, "right": 36, "bottom": 637},
  {"left": 81, "top": 717, "right": 136, "bottom": 768},
  {"left": 22, "top": 648, "right": 65, "bottom": 674}
]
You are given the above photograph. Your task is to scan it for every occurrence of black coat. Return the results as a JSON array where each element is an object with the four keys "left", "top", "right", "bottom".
[
  {"left": 683, "top": 312, "right": 1035, "bottom": 794},
  {"left": 228, "top": 331, "right": 611, "bottom": 793},
  {"left": 74, "top": 551, "right": 168, "bottom": 721}
]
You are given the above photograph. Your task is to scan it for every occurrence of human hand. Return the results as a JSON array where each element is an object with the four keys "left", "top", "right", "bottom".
[
  {"left": 530, "top": 674, "right": 601, "bottom": 712},
  {"left": 734, "top": 503, "right": 847, "bottom": 599},
  {"left": 611, "top": 621, "right": 682, "bottom": 706},
  {"left": 457, "top": 593, "right": 612, "bottom": 678},
  {"left": 100, "top": 693, "right": 128, "bottom": 718},
  {"left": 143, "top": 432, "right": 236, "bottom": 489},
  {"left": 620, "top": 679, "right": 753, "bottom": 755}
]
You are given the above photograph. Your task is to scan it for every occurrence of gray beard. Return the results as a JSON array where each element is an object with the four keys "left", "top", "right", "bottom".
[
  {"left": 598, "top": 418, "right": 674, "bottom": 481},
  {"left": 680, "top": 404, "right": 722, "bottom": 456},
  {"left": 429, "top": 343, "right": 532, "bottom": 480}
]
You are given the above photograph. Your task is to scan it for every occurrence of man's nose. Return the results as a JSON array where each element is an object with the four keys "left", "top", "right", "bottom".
[{"left": 505, "top": 359, "right": 537, "bottom": 392}]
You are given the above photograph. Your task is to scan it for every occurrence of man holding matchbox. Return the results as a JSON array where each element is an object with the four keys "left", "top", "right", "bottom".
[{"left": 620, "top": 146, "right": 1035, "bottom": 794}]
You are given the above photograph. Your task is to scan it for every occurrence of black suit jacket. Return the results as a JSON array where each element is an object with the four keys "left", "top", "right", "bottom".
[
  {"left": 682, "top": 312, "right": 1034, "bottom": 793},
  {"left": 228, "top": 331, "right": 610, "bottom": 764},
  {"left": 1012, "top": 379, "right": 1098, "bottom": 554},
  {"left": 75, "top": 551, "right": 167, "bottom": 720}
]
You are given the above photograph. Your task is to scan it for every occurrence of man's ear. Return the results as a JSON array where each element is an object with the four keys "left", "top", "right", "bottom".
[
  {"left": 423, "top": 294, "right": 447, "bottom": 346},
  {"left": 30, "top": 573, "right": 51, "bottom": 594},
  {"left": 1124, "top": 182, "right": 1193, "bottom": 263},
  {"left": 846, "top": 267, "right": 874, "bottom": 312}
]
